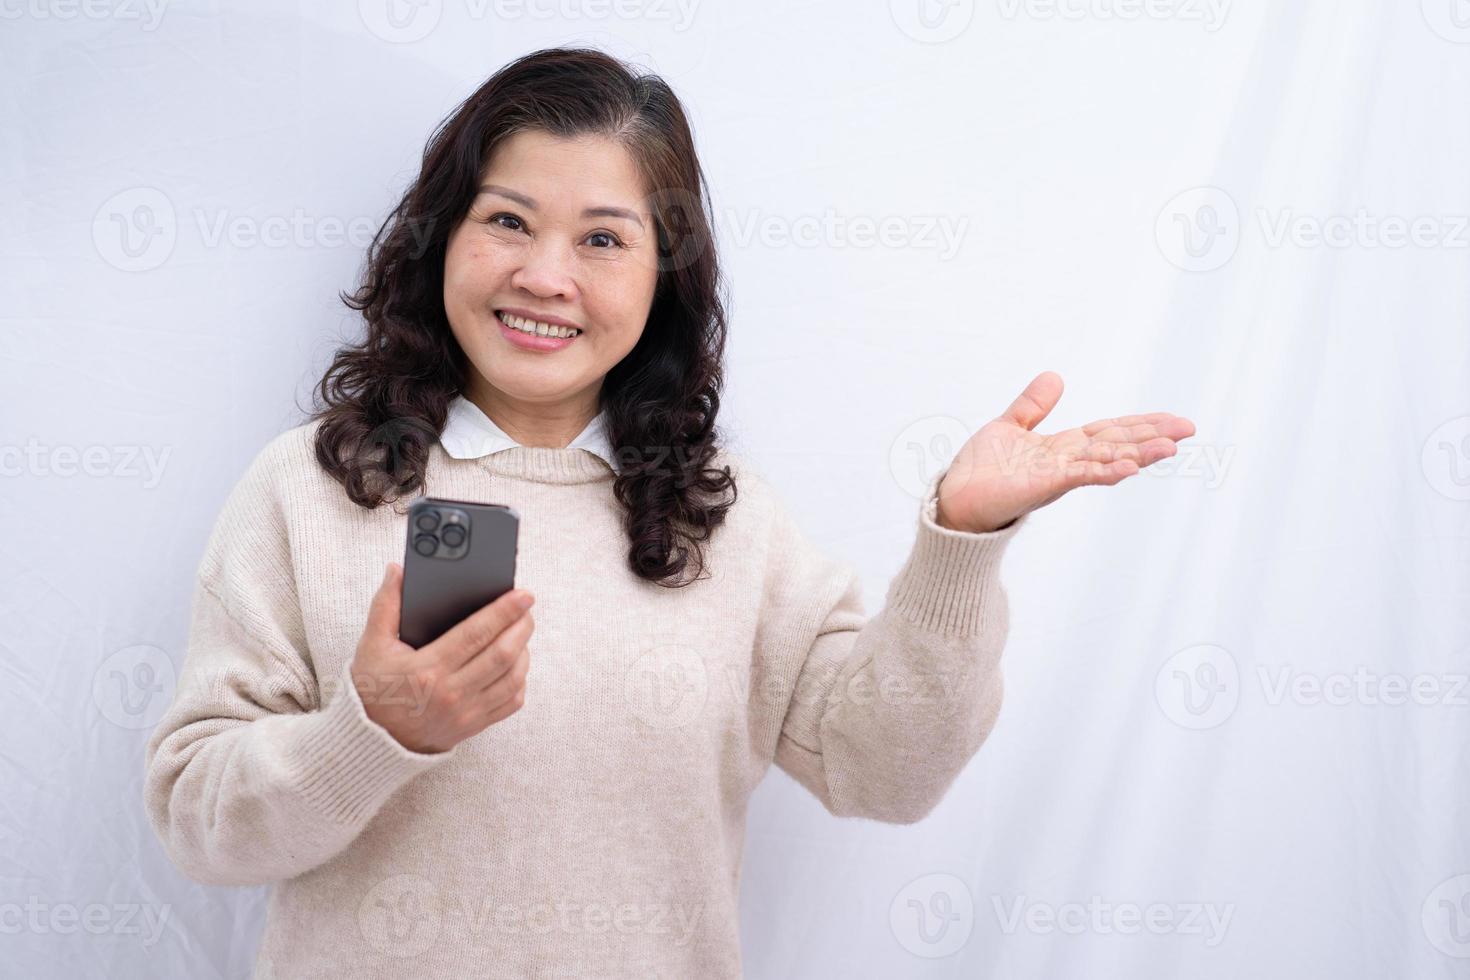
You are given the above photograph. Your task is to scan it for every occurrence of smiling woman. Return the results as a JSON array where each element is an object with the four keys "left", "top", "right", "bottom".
[
  {"left": 141, "top": 43, "right": 1191, "bottom": 980},
  {"left": 445, "top": 133, "right": 658, "bottom": 398},
  {"left": 312, "top": 47, "right": 736, "bottom": 587}
]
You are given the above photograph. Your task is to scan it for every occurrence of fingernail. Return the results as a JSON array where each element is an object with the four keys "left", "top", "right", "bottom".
[{"left": 515, "top": 591, "right": 534, "bottom": 610}]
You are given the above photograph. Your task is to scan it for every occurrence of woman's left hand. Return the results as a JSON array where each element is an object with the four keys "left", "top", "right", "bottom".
[{"left": 935, "top": 371, "right": 1197, "bottom": 533}]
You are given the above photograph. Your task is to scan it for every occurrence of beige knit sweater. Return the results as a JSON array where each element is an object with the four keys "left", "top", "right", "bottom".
[{"left": 143, "top": 418, "right": 1027, "bottom": 979}]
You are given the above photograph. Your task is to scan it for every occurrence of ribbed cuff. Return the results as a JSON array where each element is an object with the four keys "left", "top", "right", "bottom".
[
  {"left": 885, "top": 466, "right": 1027, "bottom": 636},
  {"left": 282, "top": 659, "right": 456, "bottom": 826}
]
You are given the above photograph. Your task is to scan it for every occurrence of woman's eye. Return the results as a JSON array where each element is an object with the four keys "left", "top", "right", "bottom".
[
  {"left": 488, "top": 212, "right": 523, "bottom": 231},
  {"left": 586, "top": 231, "right": 622, "bottom": 249}
]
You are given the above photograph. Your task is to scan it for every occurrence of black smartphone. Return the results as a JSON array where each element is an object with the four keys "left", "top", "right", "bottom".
[{"left": 399, "top": 496, "right": 520, "bottom": 649}]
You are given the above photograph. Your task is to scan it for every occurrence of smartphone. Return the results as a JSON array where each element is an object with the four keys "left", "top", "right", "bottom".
[{"left": 399, "top": 496, "right": 520, "bottom": 649}]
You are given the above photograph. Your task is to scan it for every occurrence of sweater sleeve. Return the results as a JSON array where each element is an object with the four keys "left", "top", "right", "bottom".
[
  {"left": 143, "top": 434, "right": 454, "bottom": 886},
  {"left": 767, "top": 465, "right": 1027, "bottom": 824}
]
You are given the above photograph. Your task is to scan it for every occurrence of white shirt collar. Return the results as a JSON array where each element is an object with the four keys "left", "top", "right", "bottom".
[{"left": 439, "top": 394, "right": 619, "bottom": 473}]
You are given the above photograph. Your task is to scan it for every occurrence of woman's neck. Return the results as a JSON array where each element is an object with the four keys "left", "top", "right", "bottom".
[{"left": 465, "top": 385, "right": 601, "bottom": 449}]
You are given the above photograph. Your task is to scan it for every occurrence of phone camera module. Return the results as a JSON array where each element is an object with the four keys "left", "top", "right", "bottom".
[
  {"left": 440, "top": 523, "right": 466, "bottom": 547},
  {"left": 412, "top": 533, "right": 438, "bottom": 557}
]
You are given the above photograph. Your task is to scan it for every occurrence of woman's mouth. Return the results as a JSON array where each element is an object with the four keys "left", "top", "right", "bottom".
[{"left": 495, "top": 310, "right": 582, "bottom": 351}]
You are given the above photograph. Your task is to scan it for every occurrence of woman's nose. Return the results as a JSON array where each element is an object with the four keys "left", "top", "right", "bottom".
[{"left": 509, "top": 240, "right": 576, "bottom": 299}]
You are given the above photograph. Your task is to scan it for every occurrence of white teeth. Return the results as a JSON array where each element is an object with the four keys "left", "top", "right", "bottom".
[{"left": 499, "top": 312, "right": 580, "bottom": 339}]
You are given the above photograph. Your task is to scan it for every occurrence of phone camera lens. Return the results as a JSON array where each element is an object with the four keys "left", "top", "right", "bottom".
[
  {"left": 440, "top": 524, "right": 466, "bottom": 547},
  {"left": 414, "top": 510, "right": 440, "bottom": 532},
  {"left": 412, "top": 534, "right": 437, "bottom": 557}
]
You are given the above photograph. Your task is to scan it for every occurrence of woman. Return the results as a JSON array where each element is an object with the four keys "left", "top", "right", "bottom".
[{"left": 144, "top": 47, "right": 1194, "bottom": 979}]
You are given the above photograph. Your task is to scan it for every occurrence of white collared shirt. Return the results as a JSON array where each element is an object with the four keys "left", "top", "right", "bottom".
[{"left": 438, "top": 394, "right": 619, "bottom": 472}]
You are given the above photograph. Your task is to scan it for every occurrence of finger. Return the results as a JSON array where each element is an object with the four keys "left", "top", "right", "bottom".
[
  {"left": 1084, "top": 417, "right": 1193, "bottom": 445},
  {"left": 428, "top": 589, "right": 535, "bottom": 672},
  {"left": 367, "top": 562, "right": 404, "bottom": 640},
  {"left": 998, "top": 371, "right": 1064, "bottom": 431},
  {"left": 1080, "top": 412, "right": 1179, "bottom": 437},
  {"left": 452, "top": 611, "right": 534, "bottom": 691},
  {"left": 1079, "top": 436, "right": 1178, "bottom": 467},
  {"left": 476, "top": 682, "right": 528, "bottom": 730},
  {"left": 1064, "top": 457, "right": 1139, "bottom": 487},
  {"left": 476, "top": 644, "right": 529, "bottom": 710}
]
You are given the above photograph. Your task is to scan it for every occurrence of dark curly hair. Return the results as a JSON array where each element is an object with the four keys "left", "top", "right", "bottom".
[{"left": 306, "top": 46, "right": 737, "bottom": 588}]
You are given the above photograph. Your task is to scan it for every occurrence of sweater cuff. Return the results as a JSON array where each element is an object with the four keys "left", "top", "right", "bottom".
[
  {"left": 885, "top": 466, "right": 1027, "bottom": 637},
  {"left": 282, "top": 658, "right": 456, "bottom": 826}
]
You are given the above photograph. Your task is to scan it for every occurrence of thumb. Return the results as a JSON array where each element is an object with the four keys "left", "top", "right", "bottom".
[
  {"left": 364, "top": 562, "right": 403, "bottom": 638},
  {"left": 998, "top": 370, "right": 1064, "bottom": 431}
]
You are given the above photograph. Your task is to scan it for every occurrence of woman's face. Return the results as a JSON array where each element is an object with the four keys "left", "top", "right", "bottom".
[{"left": 443, "top": 129, "right": 660, "bottom": 417}]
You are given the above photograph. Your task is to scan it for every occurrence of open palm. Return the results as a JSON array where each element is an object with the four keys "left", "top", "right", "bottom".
[{"left": 936, "top": 371, "right": 1197, "bottom": 533}]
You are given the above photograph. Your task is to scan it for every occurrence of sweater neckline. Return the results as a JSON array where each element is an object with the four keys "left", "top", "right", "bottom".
[{"left": 438, "top": 442, "right": 617, "bottom": 486}]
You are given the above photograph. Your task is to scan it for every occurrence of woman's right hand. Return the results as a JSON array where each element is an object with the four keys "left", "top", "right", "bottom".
[{"left": 350, "top": 562, "right": 535, "bottom": 754}]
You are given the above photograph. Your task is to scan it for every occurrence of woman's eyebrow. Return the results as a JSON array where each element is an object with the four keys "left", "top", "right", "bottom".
[{"left": 479, "top": 184, "right": 644, "bottom": 228}]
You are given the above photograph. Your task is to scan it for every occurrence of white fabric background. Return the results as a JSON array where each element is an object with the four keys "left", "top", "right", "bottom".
[{"left": 3, "top": 2, "right": 1467, "bottom": 977}]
